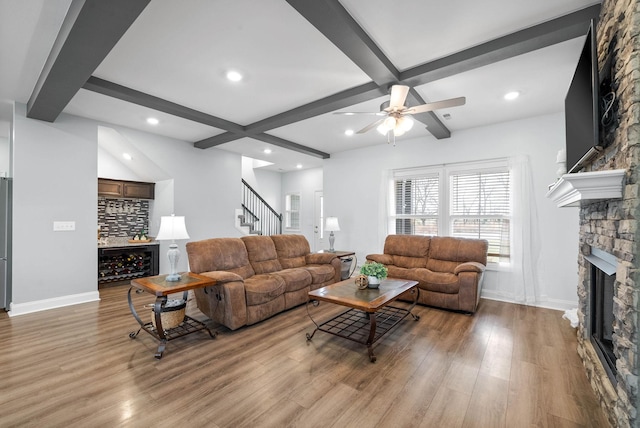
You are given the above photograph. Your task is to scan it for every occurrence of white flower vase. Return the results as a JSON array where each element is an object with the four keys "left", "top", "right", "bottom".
[{"left": 367, "top": 276, "right": 381, "bottom": 289}]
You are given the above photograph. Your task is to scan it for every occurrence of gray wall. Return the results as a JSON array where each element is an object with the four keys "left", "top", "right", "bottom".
[{"left": 11, "top": 106, "right": 242, "bottom": 313}]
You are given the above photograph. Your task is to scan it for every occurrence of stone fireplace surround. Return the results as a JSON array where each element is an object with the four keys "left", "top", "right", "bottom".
[{"left": 553, "top": 1, "right": 640, "bottom": 426}]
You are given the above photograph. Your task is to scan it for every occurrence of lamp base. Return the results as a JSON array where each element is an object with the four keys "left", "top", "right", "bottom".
[
  {"left": 165, "top": 273, "right": 182, "bottom": 282},
  {"left": 329, "top": 231, "right": 335, "bottom": 252},
  {"left": 166, "top": 243, "right": 181, "bottom": 282}
]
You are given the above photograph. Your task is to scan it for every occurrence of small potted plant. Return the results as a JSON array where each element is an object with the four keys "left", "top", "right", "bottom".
[{"left": 360, "top": 262, "right": 388, "bottom": 289}]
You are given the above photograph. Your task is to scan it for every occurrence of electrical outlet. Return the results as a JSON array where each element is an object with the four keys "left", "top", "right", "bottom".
[{"left": 53, "top": 221, "right": 75, "bottom": 231}]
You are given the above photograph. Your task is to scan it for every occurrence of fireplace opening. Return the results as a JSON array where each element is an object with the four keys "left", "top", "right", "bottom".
[{"left": 587, "top": 248, "right": 617, "bottom": 385}]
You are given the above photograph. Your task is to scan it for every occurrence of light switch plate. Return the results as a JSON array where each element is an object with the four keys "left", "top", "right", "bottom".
[{"left": 53, "top": 221, "right": 75, "bottom": 231}]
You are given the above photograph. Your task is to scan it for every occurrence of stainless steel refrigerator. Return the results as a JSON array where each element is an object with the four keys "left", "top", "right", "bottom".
[{"left": 0, "top": 177, "right": 11, "bottom": 310}]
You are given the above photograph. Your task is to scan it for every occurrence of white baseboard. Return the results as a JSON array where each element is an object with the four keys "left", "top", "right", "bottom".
[
  {"left": 8, "top": 291, "right": 101, "bottom": 317},
  {"left": 481, "top": 290, "right": 577, "bottom": 312}
]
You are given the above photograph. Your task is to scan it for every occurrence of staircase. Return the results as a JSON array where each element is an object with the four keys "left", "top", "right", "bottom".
[{"left": 236, "top": 180, "right": 282, "bottom": 236}]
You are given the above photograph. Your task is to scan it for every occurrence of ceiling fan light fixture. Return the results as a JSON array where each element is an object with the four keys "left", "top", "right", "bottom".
[
  {"left": 377, "top": 123, "right": 389, "bottom": 135},
  {"left": 383, "top": 116, "right": 396, "bottom": 129},
  {"left": 397, "top": 116, "right": 414, "bottom": 132},
  {"left": 393, "top": 127, "right": 406, "bottom": 137}
]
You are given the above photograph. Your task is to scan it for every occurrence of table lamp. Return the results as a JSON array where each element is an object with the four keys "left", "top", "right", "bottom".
[
  {"left": 155, "top": 214, "right": 190, "bottom": 281},
  {"left": 325, "top": 217, "right": 340, "bottom": 252}
]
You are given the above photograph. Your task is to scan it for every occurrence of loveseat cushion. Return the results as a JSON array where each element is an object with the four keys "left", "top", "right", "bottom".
[
  {"left": 186, "top": 238, "right": 255, "bottom": 279},
  {"left": 384, "top": 235, "right": 429, "bottom": 268},
  {"left": 271, "top": 234, "right": 310, "bottom": 268},
  {"left": 241, "top": 235, "right": 283, "bottom": 274},
  {"left": 244, "top": 274, "right": 286, "bottom": 306},
  {"left": 412, "top": 268, "right": 459, "bottom": 294},
  {"left": 426, "top": 236, "right": 488, "bottom": 273}
]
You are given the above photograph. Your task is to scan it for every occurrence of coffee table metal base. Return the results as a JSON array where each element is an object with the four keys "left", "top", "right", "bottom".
[{"left": 306, "top": 299, "right": 419, "bottom": 363}]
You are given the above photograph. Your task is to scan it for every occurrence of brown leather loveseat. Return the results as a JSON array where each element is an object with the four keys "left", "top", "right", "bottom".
[
  {"left": 366, "top": 235, "right": 488, "bottom": 313},
  {"left": 186, "top": 234, "right": 340, "bottom": 330}
]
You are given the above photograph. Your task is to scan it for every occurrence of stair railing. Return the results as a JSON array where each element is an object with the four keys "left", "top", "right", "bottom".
[{"left": 241, "top": 179, "right": 283, "bottom": 235}]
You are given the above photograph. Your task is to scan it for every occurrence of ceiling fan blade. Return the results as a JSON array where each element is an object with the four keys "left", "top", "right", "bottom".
[
  {"left": 405, "top": 96, "right": 466, "bottom": 115},
  {"left": 356, "top": 118, "right": 385, "bottom": 134},
  {"left": 333, "top": 111, "right": 386, "bottom": 116},
  {"left": 389, "top": 85, "right": 410, "bottom": 110}
]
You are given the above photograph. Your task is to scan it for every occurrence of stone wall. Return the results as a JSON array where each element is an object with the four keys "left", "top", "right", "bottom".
[{"left": 576, "top": 0, "right": 640, "bottom": 427}]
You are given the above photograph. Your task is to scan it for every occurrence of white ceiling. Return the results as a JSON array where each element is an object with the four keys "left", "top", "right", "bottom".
[{"left": 0, "top": 0, "right": 600, "bottom": 172}]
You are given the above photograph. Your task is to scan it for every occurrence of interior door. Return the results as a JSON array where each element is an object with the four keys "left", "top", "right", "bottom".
[{"left": 313, "top": 191, "right": 324, "bottom": 252}]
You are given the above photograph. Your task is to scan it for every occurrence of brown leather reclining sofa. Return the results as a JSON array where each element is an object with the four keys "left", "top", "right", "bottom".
[
  {"left": 186, "top": 234, "right": 340, "bottom": 330},
  {"left": 366, "top": 235, "right": 488, "bottom": 313}
]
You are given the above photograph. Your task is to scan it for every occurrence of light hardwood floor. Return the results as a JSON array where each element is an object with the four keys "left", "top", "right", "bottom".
[{"left": 0, "top": 285, "right": 610, "bottom": 427}]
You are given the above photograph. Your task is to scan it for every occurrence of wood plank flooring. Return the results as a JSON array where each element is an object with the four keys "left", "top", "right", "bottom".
[{"left": 0, "top": 285, "right": 610, "bottom": 427}]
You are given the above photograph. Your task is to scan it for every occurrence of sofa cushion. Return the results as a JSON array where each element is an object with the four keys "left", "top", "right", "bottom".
[
  {"left": 241, "top": 235, "right": 283, "bottom": 274},
  {"left": 426, "top": 236, "right": 488, "bottom": 273},
  {"left": 304, "top": 265, "right": 336, "bottom": 284},
  {"left": 272, "top": 268, "right": 312, "bottom": 292},
  {"left": 186, "top": 238, "right": 255, "bottom": 279},
  {"left": 244, "top": 274, "right": 286, "bottom": 306},
  {"left": 384, "top": 235, "right": 429, "bottom": 268},
  {"left": 271, "top": 235, "right": 310, "bottom": 268}
]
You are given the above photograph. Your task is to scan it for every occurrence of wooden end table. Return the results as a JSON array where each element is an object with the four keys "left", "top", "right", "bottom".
[
  {"left": 128, "top": 272, "right": 217, "bottom": 359},
  {"left": 306, "top": 278, "right": 419, "bottom": 362}
]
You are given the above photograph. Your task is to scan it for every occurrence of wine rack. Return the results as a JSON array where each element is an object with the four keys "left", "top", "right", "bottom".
[{"left": 98, "top": 245, "right": 159, "bottom": 286}]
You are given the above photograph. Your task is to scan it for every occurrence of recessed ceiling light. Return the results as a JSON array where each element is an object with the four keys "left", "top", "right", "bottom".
[
  {"left": 344, "top": 129, "right": 354, "bottom": 136},
  {"left": 296, "top": 164, "right": 303, "bottom": 169},
  {"left": 264, "top": 148, "right": 272, "bottom": 154},
  {"left": 122, "top": 153, "right": 132, "bottom": 161},
  {"left": 226, "top": 70, "right": 243, "bottom": 82},
  {"left": 146, "top": 117, "right": 159, "bottom": 125},
  {"left": 504, "top": 91, "right": 520, "bottom": 101}
]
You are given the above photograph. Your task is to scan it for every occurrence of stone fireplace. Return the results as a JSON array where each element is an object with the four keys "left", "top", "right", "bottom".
[{"left": 547, "top": 0, "right": 639, "bottom": 426}]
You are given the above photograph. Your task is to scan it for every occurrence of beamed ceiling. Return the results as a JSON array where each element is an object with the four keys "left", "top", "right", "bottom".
[{"left": 1, "top": 0, "right": 601, "bottom": 171}]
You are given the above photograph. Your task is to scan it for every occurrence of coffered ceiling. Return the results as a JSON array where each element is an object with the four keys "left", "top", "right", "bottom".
[{"left": 0, "top": 0, "right": 601, "bottom": 171}]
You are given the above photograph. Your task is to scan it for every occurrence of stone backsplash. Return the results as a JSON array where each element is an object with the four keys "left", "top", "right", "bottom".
[
  {"left": 98, "top": 197, "right": 150, "bottom": 238},
  {"left": 576, "top": 0, "right": 640, "bottom": 426}
]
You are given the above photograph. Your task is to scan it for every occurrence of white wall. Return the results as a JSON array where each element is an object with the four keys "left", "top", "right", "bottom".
[
  {"left": 0, "top": 136, "right": 9, "bottom": 176},
  {"left": 11, "top": 106, "right": 242, "bottom": 314},
  {"left": 323, "top": 112, "right": 580, "bottom": 310},
  {"left": 241, "top": 157, "right": 282, "bottom": 212},
  {"left": 281, "top": 167, "right": 323, "bottom": 249}
]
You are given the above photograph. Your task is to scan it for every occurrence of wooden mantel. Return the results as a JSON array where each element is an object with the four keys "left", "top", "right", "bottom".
[{"left": 545, "top": 169, "right": 626, "bottom": 207}]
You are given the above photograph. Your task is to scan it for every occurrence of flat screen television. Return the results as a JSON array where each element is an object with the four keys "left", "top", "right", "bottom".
[{"left": 565, "top": 20, "right": 600, "bottom": 173}]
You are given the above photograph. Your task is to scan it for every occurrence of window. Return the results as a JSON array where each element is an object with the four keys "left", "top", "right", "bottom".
[
  {"left": 391, "top": 160, "right": 511, "bottom": 265},
  {"left": 449, "top": 170, "right": 510, "bottom": 263},
  {"left": 394, "top": 173, "right": 439, "bottom": 236},
  {"left": 285, "top": 193, "right": 300, "bottom": 230}
]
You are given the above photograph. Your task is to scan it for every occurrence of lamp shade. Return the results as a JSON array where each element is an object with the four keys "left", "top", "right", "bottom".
[
  {"left": 156, "top": 215, "right": 190, "bottom": 240},
  {"left": 325, "top": 217, "right": 340, "bottom": 232}
]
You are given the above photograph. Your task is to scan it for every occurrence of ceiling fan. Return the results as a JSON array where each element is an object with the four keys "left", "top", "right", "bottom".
[{"left": 335, "top": 84, "right": 465, "bottom": 141}]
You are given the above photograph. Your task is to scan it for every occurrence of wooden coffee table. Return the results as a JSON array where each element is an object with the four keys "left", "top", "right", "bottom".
[{"left": 306, "top": 278, "right": 419, "bottom": 362}]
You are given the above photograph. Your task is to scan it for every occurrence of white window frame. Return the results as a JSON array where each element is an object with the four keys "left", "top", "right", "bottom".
[
  {"left": 390, "top": 159, "right": 511, "bottom": 267},
  {"left": 285, "top": 192, "right": 301, "bottom": 231}
]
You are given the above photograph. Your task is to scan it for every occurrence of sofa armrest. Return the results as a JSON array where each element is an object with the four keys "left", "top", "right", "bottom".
[
  {"left": 199, "top": 270, "right": 244, "bottom": 283},
  {"left": 306, "top": 252, "right": 338, "bottom": 264},
  {"left": 454, "top": 262, "right": 486, "bottom": 275},
  {"left": 366, "top": 254, "right": 393, "bottom": 265}
]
